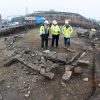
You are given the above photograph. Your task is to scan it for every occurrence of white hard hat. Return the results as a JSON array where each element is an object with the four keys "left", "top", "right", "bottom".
[
  {"left": 53, "top": 20, "right": 57, "bottom": 25},
  {"left": 44, "top": 20, "right": 49, "bottom": 24},
  {"left": 65, "top": 20, "right": 69, "bottom": 24}
]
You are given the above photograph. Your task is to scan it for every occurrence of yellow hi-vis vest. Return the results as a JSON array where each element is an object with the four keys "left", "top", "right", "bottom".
[
  {"left": 51, "top": 25, "right": 60, "bottom": 35},
  {"left": 62, "top": 25, "right": 73, "bottom": 38},
  {"left": 40, "top": 26, "right": 45, "bottom": 35}
]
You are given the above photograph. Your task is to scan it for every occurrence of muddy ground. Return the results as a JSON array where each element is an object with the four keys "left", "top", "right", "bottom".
[{"left": 0, "top": 28, "right": 100, "bottom": 100}]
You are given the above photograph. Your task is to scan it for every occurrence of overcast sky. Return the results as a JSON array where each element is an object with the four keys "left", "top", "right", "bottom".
[{"left": 0, "top": 0, "right": 100, "bottom": 20}]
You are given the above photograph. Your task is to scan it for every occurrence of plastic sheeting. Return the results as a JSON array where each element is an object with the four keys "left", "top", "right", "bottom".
[{"left": 35, "top": 16, "right": 44, "bottom": 24}]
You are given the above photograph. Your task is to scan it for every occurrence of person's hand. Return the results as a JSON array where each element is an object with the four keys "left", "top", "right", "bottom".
[{"left": 58, "top": 31, "right": 60, "bottom": 33}]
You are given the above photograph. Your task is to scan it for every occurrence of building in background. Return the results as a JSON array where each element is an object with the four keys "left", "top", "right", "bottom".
[
  {"left": 30, "top": 10, "right": 92, "bottom": 28},
  {"left": 25, "top": 16, "right": 35, "bottom": 25}
]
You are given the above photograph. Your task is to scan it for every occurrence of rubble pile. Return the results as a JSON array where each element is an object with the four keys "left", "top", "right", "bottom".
[
  {"left": 0, "top": 28, "right": 100, "bottom": 100},
  {"left": 0, "top": 35, "right": 92, "bottom": 81},
  {"left": 1, "top": 45, "right": 91, "bottom": 82},
  {"left": 5, "top": 34, "right": 25, "bottom": 50}
]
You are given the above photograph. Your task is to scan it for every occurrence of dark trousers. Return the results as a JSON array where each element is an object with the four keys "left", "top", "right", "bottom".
[
  {"left": 64, "top": 37, "right": 70, "bottom": 46},
  {"left": 52, "top": 35, "right": 59, "bottom": 47},
  {"left": 41, "top": 34, "right": 48, "bottom": 48}
]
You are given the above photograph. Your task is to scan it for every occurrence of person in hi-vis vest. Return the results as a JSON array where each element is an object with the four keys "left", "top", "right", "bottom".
[
  {"left": 40, "top": 20, "right": 49, "bottom": 50},
  {"left": 51, "top": 20, "right": 60, "bottom": 48},
  {"left": 62, "top": 20, "right": 73, "bottom": 50}
]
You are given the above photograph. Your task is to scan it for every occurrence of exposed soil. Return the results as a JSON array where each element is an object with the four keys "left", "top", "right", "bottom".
[{"left": 0, "top": 28, "right": 99, "bottom": 100}]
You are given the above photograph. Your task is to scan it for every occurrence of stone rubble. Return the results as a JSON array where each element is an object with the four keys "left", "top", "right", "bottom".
[
  {"left": 2, "top": 35, "right": 93, "bottom": 81},
  {"left": 77, "top": 60, "right": 90, "bottom": 66},
  {"left": 74, "top": 67, "right": 82, "bottom": 74},
  {"left": 83, "top": 78, "right": 89, "bottom": 82},
  {"left": 0, "top": 94, "right": 2, "bottom": 100},
  {"left": 1, "top": 46, "right": 90, "bottom": 81},
  {"left": 62, "top": 71, "right": 72, "bottom": 80}
]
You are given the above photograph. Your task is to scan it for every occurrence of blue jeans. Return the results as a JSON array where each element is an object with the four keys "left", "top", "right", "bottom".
[
  {"left": 52, "top": 35, "right": 59, "bottom": 47},
  {"left": 41, "top": 34, "right": 48, "bottom": 48},
  {"left": 64, "top": 38, "right": 70, "bottom": 46}
]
